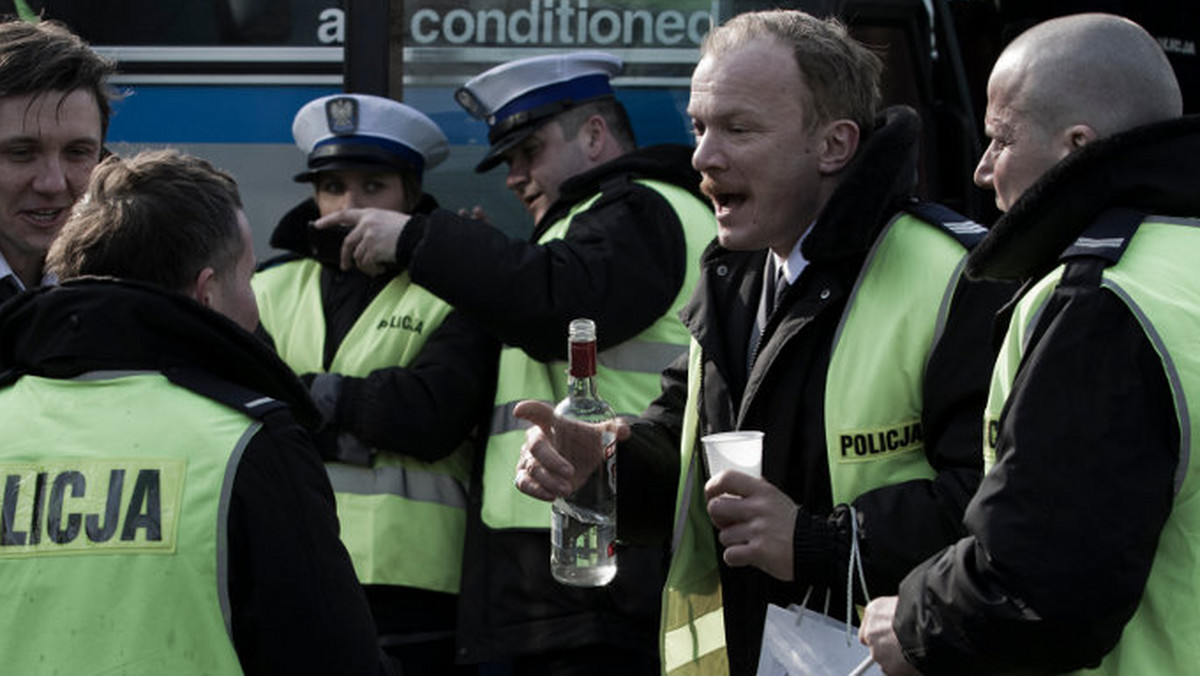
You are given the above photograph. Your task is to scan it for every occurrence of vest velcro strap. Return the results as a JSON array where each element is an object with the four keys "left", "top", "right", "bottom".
[
  {"left": 1060, "top": 208, "right": 1144, "bottom": 265},
  {"left": 164, "top": 367, "right": 289, "bottom": 420},
  {"left": 903, "top": 200, "right": 987, "bottom": 249}
]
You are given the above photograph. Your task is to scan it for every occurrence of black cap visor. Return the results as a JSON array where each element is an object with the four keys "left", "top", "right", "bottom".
[
  {"left": 294, "top": 143, "right": 418, "bottom": 182},
  {"left": 474, "top": 94, "right": 615, "bottom": 173}
]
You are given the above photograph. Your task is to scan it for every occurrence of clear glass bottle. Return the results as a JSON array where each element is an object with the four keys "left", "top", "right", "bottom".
[{"left": 550, "top": 318, "right": 618, "bottom": 587}]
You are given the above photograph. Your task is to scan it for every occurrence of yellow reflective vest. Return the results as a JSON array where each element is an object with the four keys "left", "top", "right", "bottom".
[
  {"left": 253, "top": 259, "right": 471, "bottom": 593},
  {"left": 661, "top": 211, "right": 979, "bottom": 674},
  {"left": 985, "top": 217, "right": 1200, "bottom": 675},
  {"left": 0, "top": 372, "right": 249, "bottom": 675}
]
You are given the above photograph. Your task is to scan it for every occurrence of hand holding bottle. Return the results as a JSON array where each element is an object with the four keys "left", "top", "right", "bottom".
[
  {"left": 520, "top": 318, "right": 623, "bottom": 586},
  {"left": 513, "top": 400, "right": 630, "bottom": 500}
]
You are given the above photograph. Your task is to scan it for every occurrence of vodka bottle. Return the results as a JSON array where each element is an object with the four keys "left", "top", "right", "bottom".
[{"left": 550, "top": 318, "right": 618, "bottom": 587}]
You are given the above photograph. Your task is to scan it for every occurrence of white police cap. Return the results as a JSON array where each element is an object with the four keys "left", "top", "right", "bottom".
[
  {"left": 292, "top": 93, "right": 449, "bottom": 182},
  {"left": 455, "top": 51, "right": 622, "bottom": 172}
]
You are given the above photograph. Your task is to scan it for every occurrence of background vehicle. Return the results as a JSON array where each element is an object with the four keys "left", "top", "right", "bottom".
[{"left": 6, "top": 0, "right": 1194, "bottom": 256}]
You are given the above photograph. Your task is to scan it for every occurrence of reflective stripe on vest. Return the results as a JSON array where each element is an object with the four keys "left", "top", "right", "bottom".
[
  {"left": 253, "top": 259, "right": 471, "bottom": 593},
  {"left": 0, "top": 372, "right": 250, "bottom": 675},
  {"left": 987, "top": 218, "right": 1200, "bottom": 674},
  {"left": 481, "top": 179, "right": 715, "bottom": 530},
  {"left": 661, "top": 214, "right": 970, "bottom": 674},
  {"left": 825, "top": 212, "right": 967, "bottom": 503}
]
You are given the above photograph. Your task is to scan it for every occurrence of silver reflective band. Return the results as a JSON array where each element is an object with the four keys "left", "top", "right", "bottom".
[
  {"left": 218, "top": 421, "right": 262, "bottom": 639},
  {"left": 1103, "top": 278, "right": 1191, "bottom": 495},
  {"left": 598, "top": 339, "right": 686, "bottom": 374},
  {"left": 489, "top": 399, "right": 539, "bottom": 436},
  {"left": 326, "top": 462, "right": 468, "bottom": 510}
]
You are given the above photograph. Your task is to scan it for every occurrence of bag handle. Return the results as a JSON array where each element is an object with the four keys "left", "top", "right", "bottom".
[{"left": 843, "top": 505, "right": 870, "bottom": 645}]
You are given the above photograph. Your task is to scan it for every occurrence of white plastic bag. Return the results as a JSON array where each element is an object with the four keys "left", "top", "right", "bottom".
[
  {"left": 756, "top": 506, "right": 881, "bottom": 676},
  {"left": 757, "top": 602, "right": 879, "bottom": 675}
]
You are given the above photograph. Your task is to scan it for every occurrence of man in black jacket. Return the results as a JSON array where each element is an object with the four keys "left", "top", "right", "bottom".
[
  {"left": 513, "top": 11, "right": 1012, "bottom": 674},
  {"left": 0, "top": 19, "right": 113, "bottom": 303},
  {"left": 860, "top": 13, "right": 1200, "bottom": 675},
  {"left": 315, "top": 52, "right": 716, "bottom": 673},
  {"left": 0, "top": 149, "right": 389, "bottom": 674}
]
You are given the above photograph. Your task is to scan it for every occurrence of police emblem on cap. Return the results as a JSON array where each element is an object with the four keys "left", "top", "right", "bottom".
[
  {"left": 455, "top": 88, "right": 488, "bottom": 122},
  {"left": 325, "top": 97, "right": 359, "bottom": 135}
]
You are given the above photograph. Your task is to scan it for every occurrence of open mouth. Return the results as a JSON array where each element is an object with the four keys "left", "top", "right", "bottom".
[
  {"left": 712, "top": 192, "right": 745, "bottom": 214},
  {"left": 701, "top": 178, "right": 745, "bottom": 216},
  {"left": 22, "top": 208, "right": 66, "bottom": 226}
]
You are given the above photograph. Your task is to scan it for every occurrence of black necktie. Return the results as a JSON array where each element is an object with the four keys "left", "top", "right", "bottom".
[
  {"left": 0, "top": 275, "right": 22, "bottom": 304},
  {"left": 768, "top": 264, "right": 788, "bottom": 318},
  {"left": 749, "top": 258, "right": 786, "bottom": 371}
]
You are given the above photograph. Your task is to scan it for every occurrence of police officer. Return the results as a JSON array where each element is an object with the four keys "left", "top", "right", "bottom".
[
  {"left": 861, "top": 14, "right": 1200, "bottom": 674},
  {"left": 314, "top": 53, "right": 716, "bottom": 673},
  {"left": 253, "top": 93, "right": 493, "bottom": 675},
  {"left": 0, "top": 149, "right": 387, "bottom": 674}
]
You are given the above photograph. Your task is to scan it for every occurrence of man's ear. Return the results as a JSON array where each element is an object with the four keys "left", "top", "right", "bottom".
[
  {"left": 190, "top": 266, "right": 218, "bottom": 309},
  {"left": 582, "top": 114, "right": 609, "bottom": 161},
  {"left": 1065, "top": 124, "right": 1098, "bottom": 151},
  {"left": 817, "top": 119, "right": 861, "bottom": 174}
]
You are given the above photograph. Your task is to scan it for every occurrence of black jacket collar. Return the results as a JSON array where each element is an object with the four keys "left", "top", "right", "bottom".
[
  {"left": 968, "top": 115, "right": 1200, "bottom": 282},
  {"left": 0, "top": 279, "right": 320, "bottom": 427},
  {"left": 803, "top": 105, "right": 922, "bottom": 262},
  {"left": 535, "top": 143, "right": 706, "bottom": 236}
]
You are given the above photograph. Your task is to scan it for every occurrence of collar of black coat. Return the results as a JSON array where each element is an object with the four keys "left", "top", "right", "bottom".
[
  {"left": 0, "top": 278, "right": 321, "bottom": 428},
  {"left": 801, "top": 105, "right": 922, "bottom": 262},
  {"left": 967, "top": 115, "right": 1200, "bottom": 283}
]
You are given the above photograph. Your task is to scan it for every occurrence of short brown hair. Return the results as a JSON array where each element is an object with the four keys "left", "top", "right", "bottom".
[
  {"left": 0, "top": 19, "right": 116, "bottom": 136},
  {"left": 556, "top": 97, "right": 637, "bottom": 152},
  {"left": 48, "top": 149, "right": 245, "bottom": 294},
  {"left": 701, "top": 10, "right": 882, "bottom": 135}
]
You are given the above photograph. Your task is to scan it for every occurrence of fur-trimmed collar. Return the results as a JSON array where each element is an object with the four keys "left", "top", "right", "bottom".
[{"left": 967, "top": 115, "right": 1200, "bottom": 281}]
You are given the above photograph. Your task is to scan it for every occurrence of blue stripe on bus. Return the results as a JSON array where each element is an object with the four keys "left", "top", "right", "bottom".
[{"left": 107, "top": 85, "right": 692, "bottom": 147}]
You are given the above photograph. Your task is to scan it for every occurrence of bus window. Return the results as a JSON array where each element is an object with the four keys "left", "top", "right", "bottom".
[{"left": 12, "top": 0, "right": 714, "bottom": 255}]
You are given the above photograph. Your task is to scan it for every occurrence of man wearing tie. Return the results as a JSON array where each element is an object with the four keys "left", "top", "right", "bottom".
[{"left": 513, "top": 10, "right": 1014, "bottom": 674}]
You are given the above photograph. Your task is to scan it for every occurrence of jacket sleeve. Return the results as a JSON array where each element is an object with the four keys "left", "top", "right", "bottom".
[
  {"left": 333, "top": 310, "right": 499, "bottom": 461},
  {"left": 615, "top": 349, "right": 689, "bottom": 545},
  {"left": 394, "top": 181, "right": 687, "bottom": 362},
  {"left": 227, "top": 409, "right": 390, "bottom": 676},
  {"left": 791, "top": 276, "right": 1013, "bottom": 598},
  {"left": 893, "top": 280, "right": 1178, "bottom": 675}
]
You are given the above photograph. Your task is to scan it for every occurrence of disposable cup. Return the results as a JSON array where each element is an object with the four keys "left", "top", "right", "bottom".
[{"left": 700, "top": 431, "right": 764, "bottom": 479}]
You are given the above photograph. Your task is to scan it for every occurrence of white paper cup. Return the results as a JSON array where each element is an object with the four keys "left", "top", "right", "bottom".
[{"left": 701, "top": 431, "right": 764, "bottom": 479}]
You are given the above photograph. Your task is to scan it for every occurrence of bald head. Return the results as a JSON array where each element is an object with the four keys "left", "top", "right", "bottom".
[{"left": 995, "top": 13, "right": 1181, "bottom": 138}]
